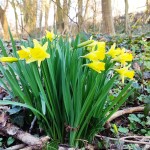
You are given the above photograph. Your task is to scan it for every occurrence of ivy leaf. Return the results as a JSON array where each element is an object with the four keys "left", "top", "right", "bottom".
[
  {"left": 7, "top": 137, "right": 15, "bottom": 146},
  {"left": 118, "top": 127, "right": 129, "bottom": 134},
  {"left": 144, "top": 104, "right": 150, "bottom": 116},
  {"left": 128, "top": 114, "right": 141, "bottom": 123}
]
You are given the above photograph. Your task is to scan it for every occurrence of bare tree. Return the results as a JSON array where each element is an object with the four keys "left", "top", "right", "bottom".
[
  {"left": 9, "top": 0, "right": 19, "bottom": 36},
  {"left": 78, "top": 0, "right": 83, "bottom": 31},
  {"left": 63, "top": 0, "right": 70, "bottom": 33},
  {"left": 56, "top": 0, "right": 64, "bottom": 32},
  {"left": 0, "top": 1, "right": 9, "bottom": 40},
  {"left": 124, "top": 0, "right": 129, "bottom": 34},
  {"left": 101, "top": 0, "right": 115, "bottom": 35},
  {"left": 16, "top": 0, "right": 38, "bottom": 35},
  {"left": 45, "top": 0, "right": 51, "bottom": 30}
]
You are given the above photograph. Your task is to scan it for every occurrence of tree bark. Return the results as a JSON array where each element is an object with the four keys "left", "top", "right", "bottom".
[
  {"left": 22, "top": 0, "right": 38, "bottom": 34},
  {"left": 101, "top": 0, "right": 115, "bottom": 35},
  {"left": 124, "top": 0, "right": 129, "bottom": 34},
  {"left": 56, "top": 0, "right": 64, "bottom": 32},
  {"left": 78, "top": 0, "right": 83, "bottom": 32},
  {"left": 10, "top": 0, "right": 19, "bottom": 36},
  {"left": 45, "top": 0, "right": 51, "bottom": 30},
  {"left": 63, "top": 0, "right": 69, "bottom": 33},
  {"left": 0, "top": 6, "right": 9, "bottom": 40}
]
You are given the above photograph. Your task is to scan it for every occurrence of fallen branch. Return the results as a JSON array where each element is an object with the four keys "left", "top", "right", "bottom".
[
  {"left": 105, "top": 106, "right": 144, "bottom": 128},
  {"left": 95, "top": 134, "right": 150, "bottom": 145},
  {"left": 0, "top": 123, "right": 50, "bottom": 149},
  {"left": 5, "top": 144, "right": 26, "bottom": 150}
]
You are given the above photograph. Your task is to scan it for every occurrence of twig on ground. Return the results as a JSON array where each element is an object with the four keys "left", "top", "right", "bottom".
[
  {"left": 120, "top": 135, "right": 150, "bottom": 140},
  {"left": 105, "top": 106, "right": 144, "bottom": 128},
  {"left": 29, "top": 116, "right": 36, "bottom": 133},
  {"left": 5, "top": 144, "right": 26, "bottom": 150},
  {"left": 95, "top": 134, "right": 150, "bottom": 145}
]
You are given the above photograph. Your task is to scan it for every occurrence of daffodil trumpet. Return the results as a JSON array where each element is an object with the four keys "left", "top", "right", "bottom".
[{"left": 115, "top": 65, "right": 135, "bottom": 83}]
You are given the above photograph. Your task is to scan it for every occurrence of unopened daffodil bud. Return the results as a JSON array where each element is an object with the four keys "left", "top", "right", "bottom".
[{"left": 0, "top": 57, "right": 18, "bottom": 63}]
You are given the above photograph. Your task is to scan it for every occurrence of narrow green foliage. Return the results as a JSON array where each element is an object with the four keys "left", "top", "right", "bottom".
[{"left": 0, "top": 31, "right": 134, "bottom": 147}]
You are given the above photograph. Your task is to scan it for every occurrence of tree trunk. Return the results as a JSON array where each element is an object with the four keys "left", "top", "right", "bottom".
[
  {"left": 125, "top": 0, "right": 129, "bottom": 34},
  {"left": 39, "top": 0, "right": 43, "bottom": 32},
  {"left": 84, "top": 0, "right": 90, "bottom": 19},
  {"left": 93, "top": 0, "right": 97, "bottom": 32},
  {"left": 101, "top": 0, "right": 115, "bottom": 35},
  {"left": 45, "top": 0, "right": 51, "bottom": 30},
  {"left": 63, "top": 0, "right": 69, "bottom": 33},
  {"left": 10, "top": 0, "right": 19, "bottom": 36},
  {"left": 146, "top": 0, "right": 150, "bottom": 14},
  {"left": 56, "top": 0, "right": 64, "bottom": 32},
  {"left": 23, "top": 0, "right": 37, "bottom": 34},
  {"left": 0, "top": 6, "right": 9, "bottom": 40},
  {"left": 78, "top": 0, "right": 83, "bottom": 32}
]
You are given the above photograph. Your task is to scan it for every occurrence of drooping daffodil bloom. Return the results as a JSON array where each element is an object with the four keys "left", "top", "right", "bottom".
[
  {"left": 106, "top": 43, "right": 124, "bottom": 58},
  {"left": 45, "top": 30, "right": 54, "bottom": 42},
  {"left": 17, "top": 46, "right": 30, "bottom": 61},
  {"left": 0, "top": 57, "right": 18, "bottom": 63},
  {"left": 115, "top": 65, "right": 135, "bottom": 84},
  {"left": 83, "top": 61, "right": 105, "bottom": 73},
  {"left": 113, "top": 53, "right": 133, "bottom": 66},
  {"left": 81, "top": 41, "right": 106, "bottom": 61},
  {"left": 81, "top": 49, "right": 105, "bottom": 61},
  {"left": 26, "top": 39, "right": 50, "bottom": 67}
]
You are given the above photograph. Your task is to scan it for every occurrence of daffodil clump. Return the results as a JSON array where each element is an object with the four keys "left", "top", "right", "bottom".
[
  {"left": 80, "top": 40, "right": 135, "bottom": 84},
  {"left": 0, "top": 31, "right": 135, "bottom": 148}
]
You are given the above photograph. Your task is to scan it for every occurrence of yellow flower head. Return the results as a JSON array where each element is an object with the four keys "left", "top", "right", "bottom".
[
  {"left": 45, "top": 30, "right": 54, "bottom": 42},
  {"left": 84, "top": 61, "right": 105, "bottom": 73},
  {"left": 106, "top": 43, "right": 123, "bottom": 58},
  {"left": 81, "top": 50, "right": 105, "bottom": 61},
  {"left": 0, "top": 57, "right": 18, "bottom": 63},
  {"left": 115, "top": 65, "right": 135, "bottom": 83},
  {"left": 17, "top": 46, "right": 30, "bottom": 61},
  {"left": 113, "top": 53, "right": 133, "bottom": 66},
  {"left": 26, "top": 39, "right": 50, "bottom": 67},
  {"left": 97, "top": 42, "right": 106, "bottom": 52}
]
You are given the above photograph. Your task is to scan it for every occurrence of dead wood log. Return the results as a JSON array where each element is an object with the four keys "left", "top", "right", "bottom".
[
  {"left": 0, "top": 123, "right": 50, "bottom": 149},
  {"left": 95, "top": 135, "right": 150, "bottom": 145},
  {"left": 105, "top": 106, "right": 144, "bottom": 128}
]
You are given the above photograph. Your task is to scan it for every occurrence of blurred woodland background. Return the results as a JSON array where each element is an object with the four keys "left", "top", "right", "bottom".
[{"left": 0, "top": 0, "right": 150, "bottom": 40}]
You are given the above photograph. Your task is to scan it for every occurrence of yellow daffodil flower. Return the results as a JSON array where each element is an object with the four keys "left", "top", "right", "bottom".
[
  {"left": 17, "top": 46, "right": 30, "bottom": 61},
  {"left": 106, "top": 43, "right": 123, "bottom": 58},
  {"left": 26, "top": 39, "right": 50, "bottom": 67},
  {"left": 81, "top": 50, "right": 105, "bottom": 61},
  {"left": 46, "top": 30, "right": 54, "bottom": 42},
  {"left": 97, "top": 42, "right": 106, "bottom": 52},
  {"left": 0, "top": 57, "right": 18, "bottom": 63},
  {"left": 86, "top": 41, "right": 106, "bottom": 52},
  {"left": 115, "top": 65, "right": 135, "bottom": 83},
  {"left": 113, "top": 53, "right": 133, "bottom": 66},
  {"left": 84, "top": 61, "right": 105, "bottom": 73}
]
